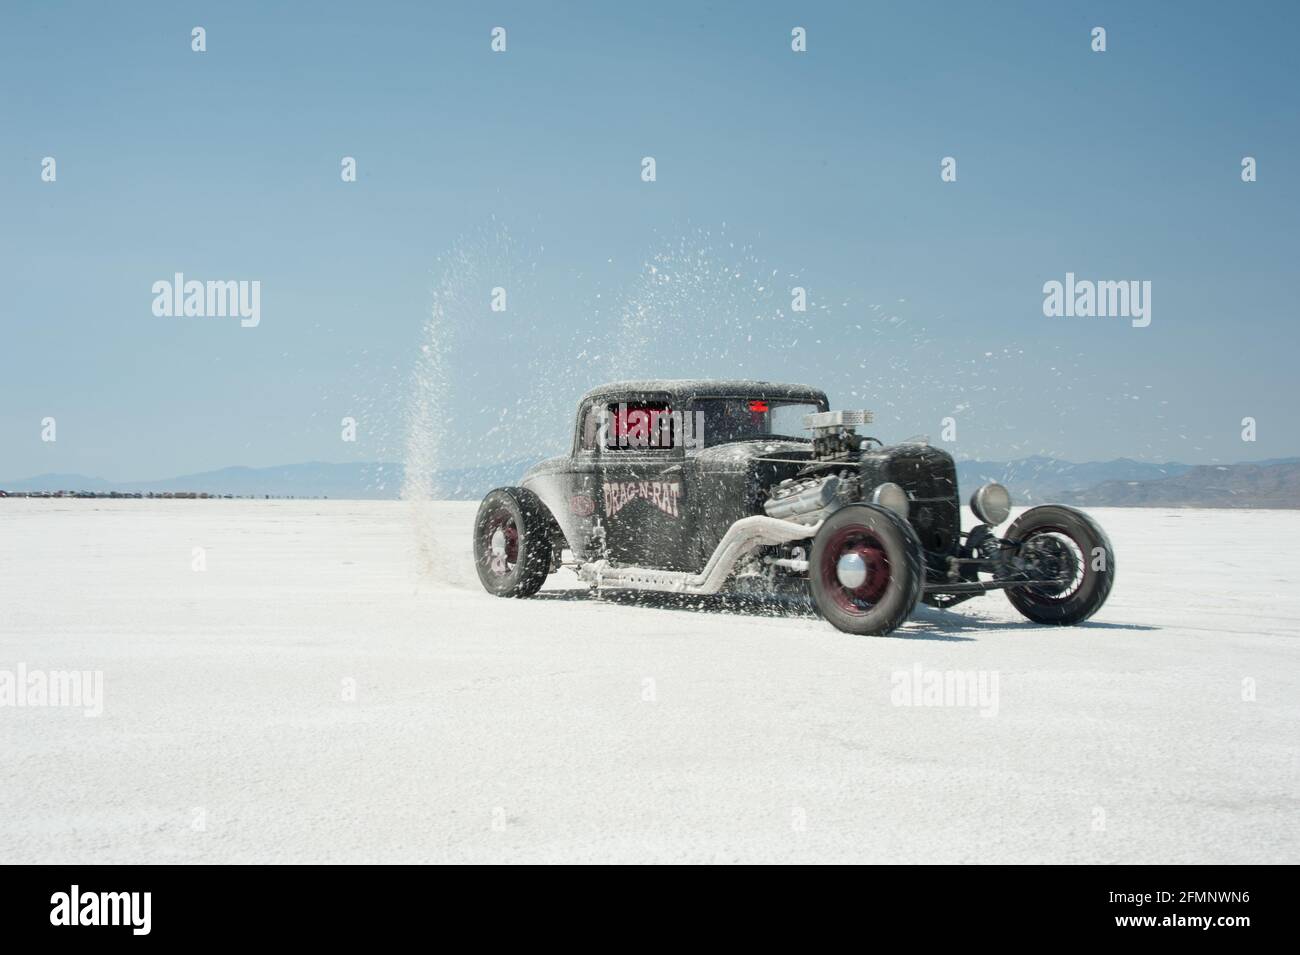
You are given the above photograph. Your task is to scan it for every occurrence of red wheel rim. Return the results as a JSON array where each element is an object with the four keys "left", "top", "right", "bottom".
[
  {"left": 481, "top": 509, "right": 520, "bottom": 578},
  {"left": 820, "top": 525, "right": 891, "bottom": 615}
]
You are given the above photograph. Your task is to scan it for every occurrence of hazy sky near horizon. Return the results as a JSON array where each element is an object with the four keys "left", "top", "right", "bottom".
[{"left": 2, "top": 1, "right": 1297, "bottom": 481}]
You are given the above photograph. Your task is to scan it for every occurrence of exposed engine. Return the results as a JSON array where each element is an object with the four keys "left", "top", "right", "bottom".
[
  {"left": 762, "top": 473, "right": 857, "bottom": 525},
  {"left": 760, "top": 408, "right": 962, "bottom": 571},
  {"left": 763, "top": 409, "right": 877, "bottom": 527}
]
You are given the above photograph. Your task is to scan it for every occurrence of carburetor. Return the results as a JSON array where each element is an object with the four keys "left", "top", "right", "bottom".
[{"left": 803, "top": 409, "right": 875, "bottom": 462}]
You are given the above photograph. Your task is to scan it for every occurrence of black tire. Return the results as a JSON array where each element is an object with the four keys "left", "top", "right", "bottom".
[
  {"left": 1004, "top": 505, "right": 1114, "bottom": 625},
  {"left": 473, "top": 487, "right": 554, "bottom": 597},
  {"left": 808, "top": 504, "right": 924, "bottom": 636}
]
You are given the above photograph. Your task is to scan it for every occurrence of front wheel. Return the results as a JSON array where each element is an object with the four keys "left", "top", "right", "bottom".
[
  {"left": 473, "top": 487, "right": 553, "bottom": 597},
  {"left": 808, "top": 504, "right": 924, "bottom": 635},
  {"left": 1003, "top": 505, "right": 1114, "bottom": 625}
]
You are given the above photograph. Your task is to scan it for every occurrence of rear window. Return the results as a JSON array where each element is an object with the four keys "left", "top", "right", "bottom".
[{"left": 695, "top": 399, "right": 821, "bottom": 446}]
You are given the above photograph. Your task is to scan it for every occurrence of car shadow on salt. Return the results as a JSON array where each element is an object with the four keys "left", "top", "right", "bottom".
[
  {"left": 532, "top": 587, "right": 1159, "bottom": 641},
  {"left": 532, "top": 586, "right": 820, "bottom": 620},
  {"left": 906, "top": 605, "right": 1160, "bottom": 638}
]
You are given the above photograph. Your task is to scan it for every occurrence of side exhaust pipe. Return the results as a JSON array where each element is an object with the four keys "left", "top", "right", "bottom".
[{"left": 578, "top": 515, "right": 820, "bottom": 595}]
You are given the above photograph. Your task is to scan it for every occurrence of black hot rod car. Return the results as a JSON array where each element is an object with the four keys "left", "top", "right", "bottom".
[{"left": 472, "top": 380, "right": 1114, "bottom": 635}]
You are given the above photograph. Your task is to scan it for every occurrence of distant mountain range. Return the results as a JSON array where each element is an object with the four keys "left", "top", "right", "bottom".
[
  {"left": 4, "top": 455, "right": 1299, "bottom": 507},
  {"left": 0, "top": 459, "right": 534, "bottom": 501},
  {"left": 1054, "top": 460, "right": 1300, "bottom": 508},
  {"left": 954, "top": 456, "right": 1196, "bottom": 504}
]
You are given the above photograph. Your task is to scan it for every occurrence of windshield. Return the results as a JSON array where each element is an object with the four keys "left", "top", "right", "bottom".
[{"left": 695, "top": 399, "right": 821, "bottom": 446}]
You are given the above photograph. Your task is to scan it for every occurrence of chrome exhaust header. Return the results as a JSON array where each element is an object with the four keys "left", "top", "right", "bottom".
[{"left": 577, "top": 515, "right": 821, "bottom": 595}]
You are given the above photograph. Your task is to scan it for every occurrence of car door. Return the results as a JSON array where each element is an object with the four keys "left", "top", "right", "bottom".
[
  {"left": 592, "top": 392, "right": 691, "bottom": 570},
  {"left": 557, "top": 398, "right": 606, "bottom": 560}
]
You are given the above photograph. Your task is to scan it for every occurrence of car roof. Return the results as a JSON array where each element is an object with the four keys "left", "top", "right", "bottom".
[{"left": 580, "top": 379, "right": 828, "bottom": 405}]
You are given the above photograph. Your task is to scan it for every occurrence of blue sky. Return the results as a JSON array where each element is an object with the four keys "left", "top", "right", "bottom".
[{"left": 2, "top": 1, "right": 1297, "bottom": 480}]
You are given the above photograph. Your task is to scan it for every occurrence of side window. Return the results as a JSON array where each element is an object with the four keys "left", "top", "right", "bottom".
[
  {"left": 602, "top": 401, "right": 675, "bottom": 452},
  {"left": 578, "top": 402, "right": 602, "bottom": 452}
]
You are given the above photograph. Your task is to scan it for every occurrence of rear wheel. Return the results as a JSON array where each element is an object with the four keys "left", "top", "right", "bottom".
[
  {"left": 1004, "top": 505, "right": 1114, "bottom": 625},
  {"left": 808, "top": 504, "right": 924, "bottom": 635},
  {"left": 473, "top": 487, "right": 553, "bottom": 597}
]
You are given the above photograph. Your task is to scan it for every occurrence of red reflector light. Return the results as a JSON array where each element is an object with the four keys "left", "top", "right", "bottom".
[{"left": 748, "top": 401, "right": 769, "bottom": 412}]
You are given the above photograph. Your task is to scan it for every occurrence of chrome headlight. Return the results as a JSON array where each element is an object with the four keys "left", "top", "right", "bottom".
[
  {"left": 970, "top": 482, "right": 1012, "bottom": 526},
  {"left": 871, "top": 482, "right": 909, "bottom": 519}
]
